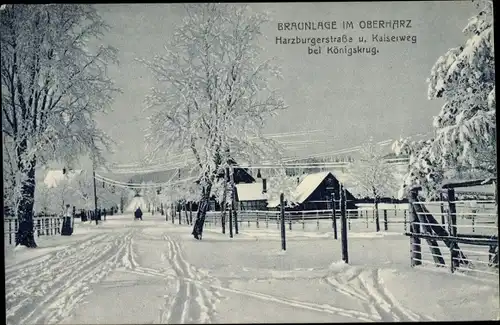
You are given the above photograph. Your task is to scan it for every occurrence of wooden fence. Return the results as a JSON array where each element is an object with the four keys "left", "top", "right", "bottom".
[
  {"left": 406, "top": 187, "right": 498, "bottom": 279},
  {"left": 4, "top": 214, "right": 62, "bottom": 245},
  {"left": 165, "top": 204, "right": 411, "bottom": 238},
  {"left": 202, "top": 207, "right": 410, "bottom": 233}
]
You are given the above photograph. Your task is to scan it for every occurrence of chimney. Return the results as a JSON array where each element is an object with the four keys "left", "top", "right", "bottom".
[
  {"left": 297, "top": 177, "right": 300, "bottom": 185},
  {"left": 256, "top": 168, "right": 262, "bottom": 179},
  {"left": 63, "top": 168, "right": 67, "bottom": 175},
  {"left": 262, "top": 178, "right": 267, "bottom": 193}
]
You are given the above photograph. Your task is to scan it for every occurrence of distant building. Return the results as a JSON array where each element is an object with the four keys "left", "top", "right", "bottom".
[
  {"left": 44, "top": 169, "right": 84, "bottom": 188},
  {"left": 208, "top": 159, "right": 256, "bottom": 211},
  {"left": 235, "top": 179, "right": 268, "bottom": 211},
  {"left": 268, "top": 171, "right": 357, "bottom": 211}
]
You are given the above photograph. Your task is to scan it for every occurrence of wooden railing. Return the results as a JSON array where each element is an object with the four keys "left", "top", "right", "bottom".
[{"left": 4, "top": 214, "right": 62, "bottom": 245}]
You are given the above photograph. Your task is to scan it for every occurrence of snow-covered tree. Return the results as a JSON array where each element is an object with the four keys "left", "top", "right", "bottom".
[
  {"left": 142, "top": 182, "right": 161, "bottom": 211},
  {"left": 393, "top": 0, "right": 495, "bottom": 200},
  {"left": 265, "top": 169, "right": 301, "bottom": 207},
  {"left": 81, "top": 177, "right": 123, "bottom": 211},
  {"left": 349, "top": 138, "right": 399, "bottom": 231},
  {"left": 349, "top": 138, "right": 399, "bottom": 200},
  {"left": 1, "top": 5, "right": 119, "bottom": 247},
  {"left": 140, "top": 4, "right": 287, "bottom": 239},
  {"left": 34, "top": 171, "right": 123, "bottom": 215}
]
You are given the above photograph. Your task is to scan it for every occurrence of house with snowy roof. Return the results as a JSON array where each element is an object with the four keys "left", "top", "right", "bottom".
[
  {"left": 235, "top": 178, "right": 268, "bottom": 211},
  {"left": 268, "top": 171, "right": 357, "bottom": 211}
]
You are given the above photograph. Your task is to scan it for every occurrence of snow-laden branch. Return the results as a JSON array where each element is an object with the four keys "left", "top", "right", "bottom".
[
  {"left": 139, "top": 3, "right": 287, "bottom": 198},
  {"left": 392, "top": 1, "right": 495, "bottom": 200}
]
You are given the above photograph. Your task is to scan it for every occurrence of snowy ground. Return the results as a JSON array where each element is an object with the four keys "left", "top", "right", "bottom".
[{"left": 5, "top": 214, "right": 499, "bottom": 324}]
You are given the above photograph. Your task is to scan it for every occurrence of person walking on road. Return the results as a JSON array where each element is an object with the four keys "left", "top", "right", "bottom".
[{"left": 134, "top": 207, "right": 143, "bottom": 220}]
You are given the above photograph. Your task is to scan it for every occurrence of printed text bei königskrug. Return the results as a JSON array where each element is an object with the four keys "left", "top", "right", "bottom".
[{"left": 275, "top": 20, "right": 418, "bottom": 56}]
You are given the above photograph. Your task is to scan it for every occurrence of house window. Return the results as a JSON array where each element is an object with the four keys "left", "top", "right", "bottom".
[{"left": 240, "top": 200, "right": 265, "bottom": 211}]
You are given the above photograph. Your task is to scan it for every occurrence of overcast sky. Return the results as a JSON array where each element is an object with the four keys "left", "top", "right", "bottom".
[{"left": 91, "top": 1, "right": 477, "bottom": 168}]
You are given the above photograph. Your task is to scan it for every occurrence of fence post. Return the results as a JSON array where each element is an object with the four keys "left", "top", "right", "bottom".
[
  {"left": 447, "top": 189, "right": 457, "bottom": 237},
  {"left": 229, "top": 166, "right": 239, "bottom": 235},
  {"left": 289, "top": 212, "right": 292, "bottom": 231},
  {"left": 171, "top": 204, "right": 174, "bottom": 224},
  {"left": 14, "top": 219, "right": 18, "bottom": 243},
  {"left": 266, "top": 212, "right": 269, "bottom": 228},
  {"left": 403, "top": 209, "right": 407, "bottom": 232},
  {"left": 446, "top": 189, "right": 459, "bottom": 272},
  {"left": 280, "top": 193, "right": 286, "bottom": 251},
  {"left": 229, "top": 207, "right": 234, "bottom": 238},
  {"left": 332, "top": 193, "right": 338, "bottom": 240},
  {"left": 256, "top": 212, "right": 259, "bottom": 228},
  {"left": 408, "top": 189, "right": 422, "bottom": 266},
  {"left": 9, "top": 220, "right": 12, "bottom": 245},
  {"left": 439, "top": 192, "right": 445, "bottom": 224},
  {"left": 340, "top": 185, "right": 348, "bottom": 263},
  {"left": 384, "top": 209, "right": 388, "bottom": 231},
  {"left": 366, "top": 209, "right": 369, "bottom": 228},
  {"left": 189, "top": 202, "right": 193, "bottom": 225},
  {"left": 302, "top": 211, "right": 305, "bottom": 230},
  {"left": 316, "top": 210, "right": 319, "bottom": 230}
]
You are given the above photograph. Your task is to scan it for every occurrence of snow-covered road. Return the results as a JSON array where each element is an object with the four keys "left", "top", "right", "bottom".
[{"left": 5, "top": 215, "right": 499, "bottom": 324}]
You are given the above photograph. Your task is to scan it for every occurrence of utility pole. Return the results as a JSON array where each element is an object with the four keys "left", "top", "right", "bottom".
[{"left": 92, "top": 163, "right": 98, "bottom": 225}]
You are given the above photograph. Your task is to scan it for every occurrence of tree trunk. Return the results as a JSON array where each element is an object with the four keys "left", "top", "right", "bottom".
[
  {"left": 192, "top": 184, "right": 212, "bottom": 240},
  {"left": 374, "top": 197, "right": 380, "bottom": 232},
  {"left": 16, "top": 159, "right": 37, "bottom": 248}
]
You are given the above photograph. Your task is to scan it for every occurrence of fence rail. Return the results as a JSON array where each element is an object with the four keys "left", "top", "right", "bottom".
[
  {"left": 197, "top": 207, "right": 411, "bottom": 233},
  {"left": 4, "top": 215, "right": 62, "bottom": 245},
  {"left": 407, "top": 188, "right": 498, "bottom": 280}
]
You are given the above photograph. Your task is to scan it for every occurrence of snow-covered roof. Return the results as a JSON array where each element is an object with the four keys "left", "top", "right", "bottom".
[
  {"left": 236, "top": 182, "right": 267, "bottom": 201},
  {"left": 44, "top": 170, "right": 83, "bottom": 188},
  {"left": 267, "top": 199, "right": 280, "bottom": 208},
  {"left": 292, "top": 171, "right": 331, "bottom": 204}
]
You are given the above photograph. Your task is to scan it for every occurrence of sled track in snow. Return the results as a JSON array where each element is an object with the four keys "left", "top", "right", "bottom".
[
  {"left": 118, "top": 233, "right": 384, "bottom": 323},
  {"left": 5, "top": 231, "right": 133, "bottom": 325},
  {"left": 160, "top": 234, "right": 222, "bottom": 324},
  {"left": 323, "top": 267, "right": 436, "bottom": 322}
]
